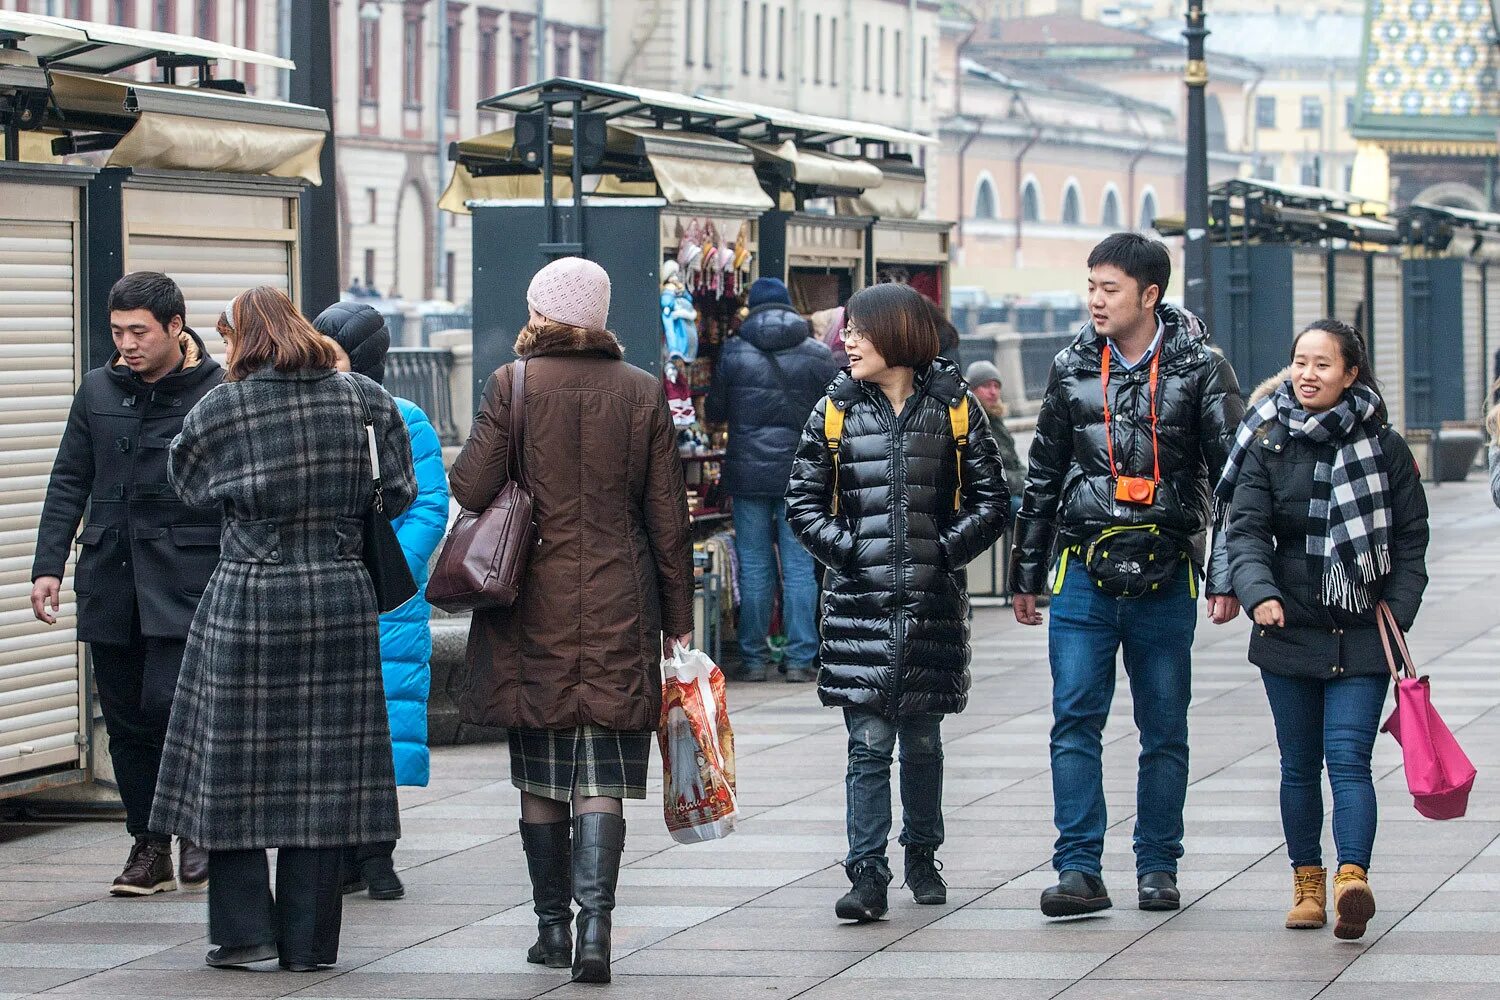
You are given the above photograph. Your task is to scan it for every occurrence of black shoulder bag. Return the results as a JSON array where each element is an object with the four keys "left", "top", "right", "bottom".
[{"left": 344, "top": 374, "right": 419, "bottom": 613}]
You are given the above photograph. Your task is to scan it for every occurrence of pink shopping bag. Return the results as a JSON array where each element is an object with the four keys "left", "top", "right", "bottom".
[{"left": 1376, "top": 602, "right": 1476, "bottom": 820}]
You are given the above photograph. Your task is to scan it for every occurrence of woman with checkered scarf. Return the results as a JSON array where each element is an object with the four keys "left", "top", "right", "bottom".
[{"left": 1218, "top": 320, "right": 1429, "bottom": 943}]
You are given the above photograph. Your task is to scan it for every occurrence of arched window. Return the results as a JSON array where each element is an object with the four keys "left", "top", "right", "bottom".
[
  {"left": 1021, "top": 179, "right": 1041, "bottom": 223},
  {"left": 1061, "top": 183, "right": 1082, "bottom": 225},
  {"left": 974, "top": 176, "right": 998, "bottom": 220},
  {"left": 1101, "top": 188, "right": 1121, "bottom": 229},
  {"left": 1139, "top": 190, "right": 1158, "bottom": 232}
]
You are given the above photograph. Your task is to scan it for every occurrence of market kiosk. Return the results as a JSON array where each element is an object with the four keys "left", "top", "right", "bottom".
[{"left": 0, "top": 11, "right": 325, "bottom": 800}]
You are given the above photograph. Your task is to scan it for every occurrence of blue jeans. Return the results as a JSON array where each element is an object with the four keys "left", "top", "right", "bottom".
[
  {"left": 844, "top": 709, "right": 944, "bottom": 873},
  {"left": 1260, "top": 670, "right": 1388, "bottom": 871},
  {"left": 732, "top": 496, "right": 819, "bottom": 669},
  {"left": 1048, "top": 559, "right": 1197, "bottom": 877}
]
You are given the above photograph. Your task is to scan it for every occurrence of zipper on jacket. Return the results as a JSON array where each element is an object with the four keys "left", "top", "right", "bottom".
[{"left": 878, "top": 390, "right": 912, "bottom": 720}]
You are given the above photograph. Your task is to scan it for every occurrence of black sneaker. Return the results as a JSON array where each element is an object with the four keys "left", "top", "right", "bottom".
[
  {"left": 1040, "top": 870, "right": 1112, "bottom": 918},
  {"left": 178, "top": 839, "right": 209, "bottom": 891},
  {"left": 111, "top": 838, "right": 177, "bottom": 897},
  {"left": 904, "top": 846, "right": 947, "bottom": 905},
  {"left": 835, "top": 860, "right": 890, "bottom": 923}
]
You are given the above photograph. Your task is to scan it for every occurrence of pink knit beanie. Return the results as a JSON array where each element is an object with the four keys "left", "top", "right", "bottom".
[{"left": 527, "top": 257, "right": 611, "bottom": 331}]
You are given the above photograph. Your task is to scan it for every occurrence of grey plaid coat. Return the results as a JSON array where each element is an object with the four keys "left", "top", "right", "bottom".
[{"left": 149, "top": 367, "right": 416, "bottom": 850}]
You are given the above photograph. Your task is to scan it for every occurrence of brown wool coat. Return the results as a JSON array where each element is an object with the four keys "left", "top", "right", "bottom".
[{"left": 449, "top": 325, "right": 695, "bottom": 733}]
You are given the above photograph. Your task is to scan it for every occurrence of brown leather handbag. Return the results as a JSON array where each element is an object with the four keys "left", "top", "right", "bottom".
[{"left": 427, "top": 360, "right": 536, "bottom": 612}]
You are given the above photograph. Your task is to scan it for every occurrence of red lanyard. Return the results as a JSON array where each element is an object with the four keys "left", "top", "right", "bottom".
[{"left": 1100, "top": 343, "right": 1161, "bottom": 483}]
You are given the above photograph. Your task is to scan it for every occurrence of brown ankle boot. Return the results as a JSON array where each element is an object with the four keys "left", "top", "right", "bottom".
[
  {"left": 1285, "top": 866, "right": 1326, "bottom": 929},
  {"left": 1333, "top": 864, "right": 1375, "bottom": 940}
]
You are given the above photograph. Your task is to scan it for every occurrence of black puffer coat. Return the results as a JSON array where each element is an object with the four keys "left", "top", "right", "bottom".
[
  {"left": 1226, "top": 380, "right": 1429, "bottom": 680},
  {"left": 706, "top": 303, "right": 838, "bottom": 498},
  {"left": 785, "top": 359, "right": 1011, "bottom": 718},
  {"left": 1011, "top": 304, "right": 1243, "bottom": 596}
]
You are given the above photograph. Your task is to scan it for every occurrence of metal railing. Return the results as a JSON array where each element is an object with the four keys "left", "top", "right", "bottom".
[
  {"left": 1019, "top": 332, "right": 1076, "bottom": 400},
  {"left": 387, "top": 349, "right": 461, "bottom": 446},
  {"left": 419, "top": 310, "right": 472, "bottom": 346}
]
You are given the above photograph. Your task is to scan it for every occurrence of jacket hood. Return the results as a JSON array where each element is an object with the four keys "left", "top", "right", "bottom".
[
  {"left": 1069, "top": 302, "right": 1208, "bottom": 370},
  {"left": 109, "top": 325, "right": 220, "bottom": 385},
  {"left": 740, "top": 302, "right": 811, "bottom": 353},
  {"left": 828, "top": 355, "right": 967, "bottom": 409},
  {"left": 514, "top": 322, "right": 624, "bottom": 360},
  {"left": 1252, "top": 367, "right": 1292, "bottom": 404},
  {"left": 312, "top": 301, "right": 391, "bottom": 383}
]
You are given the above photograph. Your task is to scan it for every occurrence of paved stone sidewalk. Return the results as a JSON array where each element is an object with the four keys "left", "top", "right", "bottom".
[{"left": 3, "top": 481, "right": 1499, "bottom": 999}]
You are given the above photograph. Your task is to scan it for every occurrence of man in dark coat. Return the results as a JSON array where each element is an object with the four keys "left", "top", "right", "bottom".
[
  {"left": 30, "top": 271, "right": 224, "bottom": 896},
  {"left": 706, "top": 277, "right": 837, "bottom": 682},
  {"left": 1010, "top": 234, "right": 1244, "bottom": 917}
]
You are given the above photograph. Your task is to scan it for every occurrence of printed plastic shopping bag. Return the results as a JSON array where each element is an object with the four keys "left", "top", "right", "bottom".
[{"left": 659, "top": 647, "right": 738, "bottom": 843}]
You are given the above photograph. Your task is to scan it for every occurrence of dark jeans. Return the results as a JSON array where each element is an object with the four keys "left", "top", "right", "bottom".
[
  {"left": 731, "top": 495, "right": 820, "bottom": 669},
  {"left": 1261, "top": 670, "right": 1389, "bottom": 870},
  {"left": 843, "top": 708, "right": 944, "bottom": 873},
  {"left": 1048, "top": 560, "right": 1197, "bottom": 877},
  {"left": 209, "top": 848, "right": 344, "bottom": 966},
  {"left": 90, "top": 611, "right": 186, "bottom": 838}
]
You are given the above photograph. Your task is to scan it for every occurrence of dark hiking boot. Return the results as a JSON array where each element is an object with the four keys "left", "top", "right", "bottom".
[
  {"left": 572, "top": 813, "right": 626, "bottom": 984},
  {"left": 520, "top": 819, "right": 573, "bottom": 969},
  {"left": 204, "top": 944, "right": 276, "bottom": 968},
  {"left": 1040, "top": 870, "right": 1112, "bottom": 917},
  {"left": 178, "top": 839, "right": 209, "bottom": 891},
  {"left": 737, "top": 664, "right": 769, "bottom": 683},
  {"left": 784, "top": 663, "right": 817, "bottom": 683},
  {"left": 361, "top": 855, "right": 405, "bottom": 900},
  {"left": 1138, "top": 871, "right": 1180, "bottom": 911},
  {"left": 904, "top": 846, "right": 948, "bottom": 905},
  {"left": 111, "top": 837, "right": 177, "bottom": 897},
  {"left": 835, "top": 859, "right": 891, "bottom": 923}
]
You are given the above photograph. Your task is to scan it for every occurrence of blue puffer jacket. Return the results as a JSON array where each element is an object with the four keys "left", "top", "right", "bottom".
[
  {"left": 706, "top": 303, "right": 839, "bottom": 498},
  {"left": 382, "top": 398, "right": 450, "bottom": 786}
]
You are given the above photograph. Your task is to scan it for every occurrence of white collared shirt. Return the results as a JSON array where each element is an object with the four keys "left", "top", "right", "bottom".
[{"left": 1108, "top": 317, "right": 1165, "bottom": 372}]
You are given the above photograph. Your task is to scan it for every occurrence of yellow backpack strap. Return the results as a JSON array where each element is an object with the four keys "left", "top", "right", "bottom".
[
  {"left": 824, "top": 398, "right": 845, "bottom": 515},
  {"left": 949, "top": 398, "right": 970, "bottom": 511}
]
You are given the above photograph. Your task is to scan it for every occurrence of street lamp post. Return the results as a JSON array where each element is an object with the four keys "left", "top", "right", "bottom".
[
  {"left": 292, "top": 0, "right": 340, "bottom": 314},
  {"left": 1182, "top": 0, "right": 1213, "bottom": 330}
]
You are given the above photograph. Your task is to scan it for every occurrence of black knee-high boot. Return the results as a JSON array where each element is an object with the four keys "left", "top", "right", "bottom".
[
  {"left": 571, "top": 813, "right": 625, "bottom": 984},
  {"left": 518, "top": 820, "right": 572, "bottom": 968}
]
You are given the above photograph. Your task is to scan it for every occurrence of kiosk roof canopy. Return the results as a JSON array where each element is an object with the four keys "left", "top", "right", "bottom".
[{"left": 0, "top": 11, "right": 294, "bottom": 73}]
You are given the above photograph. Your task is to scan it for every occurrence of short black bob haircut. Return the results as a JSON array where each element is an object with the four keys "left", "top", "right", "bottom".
[
  {"left": 1086, "top": 233, "right": 1172, "bottom": 304},
  {"left": 107, "top": 271, "right": 187, "bottom": 331}
]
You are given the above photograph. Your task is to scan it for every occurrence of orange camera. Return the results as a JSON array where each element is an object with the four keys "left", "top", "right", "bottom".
[{"left": 1114, "top": 476, "right": 1157, "bottom": 506}]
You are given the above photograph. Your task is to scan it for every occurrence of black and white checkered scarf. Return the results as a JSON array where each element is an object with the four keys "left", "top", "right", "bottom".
[{"left": 1215, "top": 380, "right": 1390, "bottom": 613}]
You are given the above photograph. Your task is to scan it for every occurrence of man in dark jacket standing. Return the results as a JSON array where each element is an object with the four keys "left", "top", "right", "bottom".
[
  {"left": 30, "top": 272, "right": 224, "bottom": 897},
  {"left": 1010, "top": 234, "right": 1243, "bottom": 917},
  {"left": 707, "top": 277, "right": 838, "bottom": 682}
]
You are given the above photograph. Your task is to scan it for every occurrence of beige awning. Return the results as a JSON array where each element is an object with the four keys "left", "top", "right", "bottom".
[
  {"left": 646, "top": 153, "right": 772, "bottom": 210},
  {"left": 744, "top": 140, "right": 885, "bottom": 191},
  {"left": 838, "top": 175, "right": 925, "bottom": 219},
  {"left": 439, "top": 162, "right": 575, "bottom": 215}
]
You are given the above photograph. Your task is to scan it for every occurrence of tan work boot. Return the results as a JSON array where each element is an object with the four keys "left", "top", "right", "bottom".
[
  {"left": 1333, "top": 864, "right": 1375, "bottom": 940},
  {"left": 1285, "top": 866, "right": 1327, "bottom": 929}
]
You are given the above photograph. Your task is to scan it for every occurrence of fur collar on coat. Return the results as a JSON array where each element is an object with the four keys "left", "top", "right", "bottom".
[{"left": 514, "top": 322, "right": 624, "bottom": 360}]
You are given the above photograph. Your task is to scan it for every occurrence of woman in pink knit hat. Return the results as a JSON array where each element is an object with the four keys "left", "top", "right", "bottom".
[{"left": 449, "top": 256, "right": 695, "bottom": 984}]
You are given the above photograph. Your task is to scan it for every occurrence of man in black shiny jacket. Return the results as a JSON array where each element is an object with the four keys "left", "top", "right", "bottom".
[{"left": 1009, "top": 234, "right": 1244, "bottom": 917}]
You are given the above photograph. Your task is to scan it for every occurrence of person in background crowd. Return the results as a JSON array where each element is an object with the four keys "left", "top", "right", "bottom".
[
  {"left": 786, "top": 283, "right": 1010, "bottom": 924},
  {"left": 1487, "top": 378, "right": 1500, "bottom": 510},
  {"left": 1012, "top": 233, "right": 1244, "bottom": 917},
  {"left": 30, "top": 272, "right": 222, "bottom": 897},
  {"left": 707, "top": 277, "right": 838, "bottom": 683},
  {"left": 448, "top": 257, "right": 694, "bottom": 984},
  {"left": 1222, "top": 321, "right": 1428, "bottom": 941},
  {"left": 809, "top": 305, "right": 848, "bottom": 368},
  {"left": 314, "top": 303, "right": 451, "bottom": 901},
  {"left": 921, "top": 293, "right": 963, "bottom": 367},
  {"left": 151, "top": 286, "right": 415, "bottom": 973},
  {"left": 965, "top": 360, "right": 1026, "bottom": 516}
]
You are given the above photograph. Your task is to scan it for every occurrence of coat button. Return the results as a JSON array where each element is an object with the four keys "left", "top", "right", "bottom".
[{"left": 270, "top": 549, "right": 280, "bottom": 560}]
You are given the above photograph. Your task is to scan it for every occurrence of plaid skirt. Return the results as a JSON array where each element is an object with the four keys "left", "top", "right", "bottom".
[{"left": 508, "top": 725, "right": 653, "bottom": 801}]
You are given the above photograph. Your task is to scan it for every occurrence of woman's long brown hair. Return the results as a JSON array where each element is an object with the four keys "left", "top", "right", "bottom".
[{"left": 221, "top": 286, "right": 338, "bottom": 382}]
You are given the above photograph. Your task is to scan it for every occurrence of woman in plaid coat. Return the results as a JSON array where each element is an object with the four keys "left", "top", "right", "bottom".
[{"left": 150, "top": 287, "right": 415, "bottom": 973}]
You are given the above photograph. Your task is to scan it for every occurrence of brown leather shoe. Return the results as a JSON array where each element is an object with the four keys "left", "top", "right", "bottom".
[
  {"left": 178, "top": 839, "right": 209, "bottom": 890},
  {"left": 111, "top": 838, "right": 177, "bottom": 897},
  {"left": 1285, "top": 866, "right": 1326, "bottom": 929},
  {"left": 1333, "top": 864, "right": 1375, "bottom": 940}
]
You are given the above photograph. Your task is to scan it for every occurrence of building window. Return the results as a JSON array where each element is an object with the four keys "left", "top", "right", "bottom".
[
  {"left": 366, "top": 188, "right": 379, "bottom": 224},
  {"left": 1255, "top": 95, "right": 1276, "bottom": 128},
  {"left": 446, "top": 7, "right": 463, "bottom": 110},
  {"left": 111, "top": 1, "right": 133, "bottom": 26},
  {"left": 1139, "top": 191, "right": 1158, "bottom": 231},
  {"left": 403, "top": 13, "right": 423, "bottom": 108},
  {"left": 1342, "top": 165, "right": 1355, "bottom": 190},
  {"left": 195, "top": 0, "right": 215, "bottom": 36},
  {"left": 776, "top": 7, "right": 785, "bottom": 81},
  {"left": 862, "top": 24, "right": 870, "bottom": 91},
  {"left": 1345, "top": 96, "right": 1356, "bottom": 125},
  {"left": 1062, "top": 184, "right": 1082, "bottom": 225},
  {"left": 1022, "top": 180, "right": 1041, "bottom": 223},
  {"left": 703, "top": 0, "right": 713, "bottom": 68},
  {"left": 446, "top": 252, "right": 457, "bottom": 302},
  {"left": 578, "top": 30, "right": 600, "bottom": 80},
  {"left": 974, "top": 178, "right": 997, "bottom": 220},
  {"left": 920, "top": 37, "right": 927, "bottom": 101},
  {"left": 741, "top": 2, "right": 750, "bottom": 75},
  {"left": 1254, "top": 160, "right": 1276, "bottom": 181},
  {"left": 553, "top": 27, "right": 572, "bottom": 78},
  {"left": 685, "top": 0, "right": 694, "bottom": 66},
  {"left": 1300, "top": 159, "right": 1321, "bottom": 186},
  {"left": 830, "top": 17, "right": 838, "bottom": 85},
  {"left": 1300, "top": 96, "right": 1323, "bottom": 130},
  {"left": 894, "top": 30, "right": 902, "bottom": 96},
  {"left": 478, "top": 13, "right": 499, "bottom": 98},
  {"left": 1101, "top": 189, "right": 1121, "bottom": 229},
  {"left": 153, "top": 0, "right": 174, "bottom": 31},
  {"left": 360, "top": 16, "right": 380, "bottom": 104},
  {"left": 877, "top": 27, "right": 885, "bottom": 93},
  {"left": 511, "top": 16, "right": 533, "bottom": 88},
  {"left": 759, "top": 4, "right": 768, "bottom": 78},
  {"left": 65, "top": 0, "right": 88, "bottom": 17},
  {"left": 813, "top": 15, "right": 821, "bottom": 84},
  {"left": 364, "top": 249, "right": 377, "bottom": 289}
]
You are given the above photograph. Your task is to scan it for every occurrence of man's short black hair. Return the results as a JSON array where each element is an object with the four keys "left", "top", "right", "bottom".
[
  {"left": 1086, "top": 233, "right": 1171, "bottom": 302},
  {"left": 107, "top": 271, "right": 186, "bottom": 331}
]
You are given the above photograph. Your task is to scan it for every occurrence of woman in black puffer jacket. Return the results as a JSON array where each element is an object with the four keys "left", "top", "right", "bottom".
[{"left": 786, "top": 283, "right": 1010, "bottom": 926}]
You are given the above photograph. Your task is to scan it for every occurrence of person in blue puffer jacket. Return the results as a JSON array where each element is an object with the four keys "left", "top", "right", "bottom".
[{"left": 314, "top": 302, "right": 450, "bottom": 901}]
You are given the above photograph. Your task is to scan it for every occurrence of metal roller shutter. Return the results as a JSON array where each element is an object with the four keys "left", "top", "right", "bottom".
[
  {"left": 1291, "top": 250, "right": 1326, "bottom": 335},
  {"left": 1372, "top": 254, "right": 1405, "bottom": 434},
  {"left": 1488, "top": 266, "right": 1499, "bottom": 408},
  {"left": 1332, "top": 253, "right": 1366, "bottom": 328},
  {"left": 0, "top": 221, "right": 85, "bottom": 781},
  {"left": 1463, "top": 264, "right": 1484, "bottom": 421}
]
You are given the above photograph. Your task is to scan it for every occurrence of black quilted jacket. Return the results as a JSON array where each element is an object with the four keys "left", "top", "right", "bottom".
[
  {"left": 785, "top": 358, "right": 1011, "bottom": 718},
  {"left": 1009, "top": 304, "right": 1244, "bottom": 596}
]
